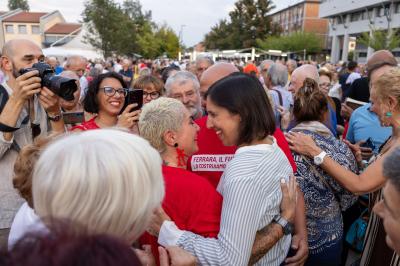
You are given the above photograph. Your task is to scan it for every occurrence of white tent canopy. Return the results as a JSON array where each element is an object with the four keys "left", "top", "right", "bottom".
[
  {"left": 42, "top": 26, "right": 103, "bottom": 60},
  {"left": 43, "top": 46, "right": 103, "bottom": 60}
]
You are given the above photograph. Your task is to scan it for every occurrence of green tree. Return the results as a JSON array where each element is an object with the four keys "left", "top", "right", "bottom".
[
  {"left": 155, "top": 25, "right": 180, "bottom": 58},
  {"left": 8, "top": 0, "right": 29, "bottom": 11},
  {"left": 257, "top": 32, "right": 323, "bottom": 54},
  {"left": 204, "top": 19, "right": 233, "bottom": 50},
  {"left": 82, "top": 0, "right": 136, "bottom": 57},
  {"left": 204, "top": 0, "right": 278, "bottom": 49},
  {"left": 82, "top": 0, "right": 180, "bottom": 58},
  {"left": 358, "top": 27, "right": 400, "bottom": 51}
]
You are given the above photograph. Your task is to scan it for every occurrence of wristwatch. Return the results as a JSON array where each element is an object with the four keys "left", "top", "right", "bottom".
[
  {"left": 47, "top": 112, "right": 62, "bottom": 122},
  {"left": 313, "top": 151, "right": 327, "bottom": 166},
  {"left": 273, "top": 215, "right": 293, "bottom": 235}
]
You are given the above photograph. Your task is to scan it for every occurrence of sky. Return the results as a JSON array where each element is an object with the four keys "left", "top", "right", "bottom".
[{"left": 0, "top": 0, "right": 300, "bottom": 46}]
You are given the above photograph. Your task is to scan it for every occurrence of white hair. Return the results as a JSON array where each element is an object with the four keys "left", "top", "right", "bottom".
[
  {"left": 267, "top": 63, "right": 288, "bottom": 87},
  {"left": 164, "top": 70, "right": 200, "bottom": 96},
  {"left": 32, "top": 129, "right": 164, "bottom": 242},
  {"left": 139, "top": 97, "right": 186, "bottom": 153}
]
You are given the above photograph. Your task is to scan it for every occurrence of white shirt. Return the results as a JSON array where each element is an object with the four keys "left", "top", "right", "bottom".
[
  {"left": 159, "top": 138, "right": 292, "bottom": 266},
  {"left": 8, "top": 202, "right": 46, "bottom": 249},
  {"left": 346, "top": 72, "right": 361, "bottom": 85}
]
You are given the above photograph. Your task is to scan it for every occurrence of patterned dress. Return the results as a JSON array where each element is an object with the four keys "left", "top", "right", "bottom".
[{"left": 291, "top": 126, "right": 358, "bottom": 266}]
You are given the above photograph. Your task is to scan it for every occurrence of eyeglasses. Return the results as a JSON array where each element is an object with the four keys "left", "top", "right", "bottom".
[
  {"left": 319, "top": 82, "right": 331, "bottom": 88},
  {"left": 143, "top": 91, "right": 160, "bottom": 99},
  {"left": 102, "top": 87, "right": 127, "bottom": 97}
]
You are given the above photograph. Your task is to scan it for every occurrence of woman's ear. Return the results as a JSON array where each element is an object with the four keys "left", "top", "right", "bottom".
[
  {"left": 162, "top": 130, "right": 176, "bottom": 147},
  {"left": 387, "top": 95, "right": 399, "bottom": 112}
]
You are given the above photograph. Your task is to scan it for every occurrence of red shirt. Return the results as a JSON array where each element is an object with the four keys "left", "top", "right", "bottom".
[
  {"left": 188, "top": 116, "right": 296, "bottom": 188},
  {"left": 139, "top": 165, "right": 221, "bottom": 261},
  {"left": 70, "top": 117, "right": 100, "bottom": 131}
]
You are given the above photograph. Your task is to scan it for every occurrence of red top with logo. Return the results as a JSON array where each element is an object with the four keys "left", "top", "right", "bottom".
[
  {"left": 139, "top": 165, "right": 221, "bottom": 262},
  {"left": 70, "top": 117, "right": 100, "bottom": 131},
  {"left": 188, "top": 116, "right": 297, "bottom": 188}
]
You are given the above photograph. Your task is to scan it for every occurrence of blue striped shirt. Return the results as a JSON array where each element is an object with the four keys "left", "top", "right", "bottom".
[{"left": 160, "top": 138, "right": 292, "bottom": 265}]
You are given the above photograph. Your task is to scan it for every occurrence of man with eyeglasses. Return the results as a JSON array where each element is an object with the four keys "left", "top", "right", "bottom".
[
  {"left": 0, "top": 39, "right": 65, "bottom": 250},
  {"left": 165, "top": 71, "right": 203, "bottom": 120}
]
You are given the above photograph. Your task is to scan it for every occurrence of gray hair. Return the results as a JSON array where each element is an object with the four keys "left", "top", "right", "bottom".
[
  {"left": 267, "top": 63, "right": 288, "bottom": 87},
  {"left": 383, "top": 146, "right": 400, "bottom": 193},
  {"left": 164, "top": 71, "right": 200, "bottom": 96},
  {"left": 259, "top": 60, "right": 274, "bottom": 72},
  {"left": 287, "top": 59, "right": 298, "bottom": 69},
  {"left": 139, "top": 97, "right": 186, "bottom": 154},
  {"left": 196, "top": 55, "right": 214, "bottom": 66},
  {"left": 33, "top": 129, "right": 164, "bottom": 242}
]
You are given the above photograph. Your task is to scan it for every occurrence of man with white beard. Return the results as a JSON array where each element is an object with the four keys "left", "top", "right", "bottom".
[{"left": 165, "top": 71, "right": 203, "bottom": 120}]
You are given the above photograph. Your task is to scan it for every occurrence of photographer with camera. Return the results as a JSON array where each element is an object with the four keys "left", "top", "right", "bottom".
[{"left": 0, "top": 39, "right": 68, "bottom": 250}]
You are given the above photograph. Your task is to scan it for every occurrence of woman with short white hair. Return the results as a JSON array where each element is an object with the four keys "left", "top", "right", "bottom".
[
  {"left": 138, "top": 97, "right": 222, "bottom": 259},
  {"left": 32, "top": 129, "right": 164, "bottom": 243}
]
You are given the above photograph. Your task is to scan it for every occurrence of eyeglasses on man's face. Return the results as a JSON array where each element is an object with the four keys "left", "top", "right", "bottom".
[
  {"left": 102, "top": 87, "right": 127, "bottom": 97},
  {"left": 143, "top": 91, "right": 160, "bottom": 99}
]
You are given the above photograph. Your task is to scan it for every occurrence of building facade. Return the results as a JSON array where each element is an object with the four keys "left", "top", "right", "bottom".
[
  {"left": 0, "top": 9, "right": 81, "bottom": 49},
  {"left": 270, "top": 0, "right": 328, "bottom": 39},
  {"left": 320, "top": 0, "right": 400, "bottom": 63}
]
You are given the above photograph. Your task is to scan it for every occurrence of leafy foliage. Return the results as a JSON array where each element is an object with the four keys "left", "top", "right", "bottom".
[
  {"left": 204, "top": 0, "right": 279, "bottom": 49},
  {"left": 358, "top": 26, "right": 400, "bottom": 51},
  {"left": 257, "top": 32, "right": 323, "bottom": 54},
  {"left": 8, "top": 0, "right": 29, "bottom": 11},
  {"left": 82, "top": 0, "right": 179, "bottom": 58}
]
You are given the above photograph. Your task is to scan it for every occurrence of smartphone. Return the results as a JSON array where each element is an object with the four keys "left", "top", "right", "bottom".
[
  {"left": 121, "top": 89, "right": 143, "bottom": 114},
  {"left": 63, "top": 111, "right": 84, "bottom": 124},
  {"left": 361, "top": 137, "right": 375, "bottom": 151}
]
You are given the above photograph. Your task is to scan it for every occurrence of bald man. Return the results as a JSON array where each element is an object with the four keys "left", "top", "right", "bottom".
[
  {"left": 188, "top": 62, "right": 308, "bottom": 265},
  {"left": 286, "top": 64, "right": 338, "bottom": 135},
  {"left": 199, "top": 62, "right": 238, "bottom": 108},
  {"left": 0, "top": 39, "right": 65, "bottom": 250},
  {"left": 288, "top": 64, "right": 319, "bottom": 95},
  {"left": 65, "top": 55, "right": 88, "bottom": 100}
]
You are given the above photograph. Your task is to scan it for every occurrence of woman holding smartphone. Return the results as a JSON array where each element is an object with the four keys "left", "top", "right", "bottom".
[{"left": 71, "top": 72, "right": 140, "bottom": 132}]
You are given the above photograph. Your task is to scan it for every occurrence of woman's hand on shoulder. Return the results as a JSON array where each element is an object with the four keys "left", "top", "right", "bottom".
[{"left": 285, "top": 132, "right": 322, "bottom": 158}]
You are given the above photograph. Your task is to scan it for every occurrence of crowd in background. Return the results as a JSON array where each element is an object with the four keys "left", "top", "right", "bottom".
[{"left": 0, "top": 38, "right": 400, "bottom": 266}]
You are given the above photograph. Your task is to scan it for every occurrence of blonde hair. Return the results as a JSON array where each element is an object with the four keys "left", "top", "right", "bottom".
[
  {"left": 32, "top": 129, "right": 164, "bottom": 242},
  {"left": 139, "top": 97, "right": 186, "bottom": 153},
  {"left": 373, "top": 67, "right": 400, "bottom": 108}
]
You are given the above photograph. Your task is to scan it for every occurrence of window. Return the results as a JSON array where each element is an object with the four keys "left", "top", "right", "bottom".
[
  {"left": 18, "top": 25, "right": 27, "bottom": 34},
  {"left": 358, "top": 52, "right": 367, "bottom": 58},
  {"left": 350, "top": 12, "right": 362, "bottom": 22},
  {"left": 45, "top": 35, "right": 57, "bottom": 43},
  {"left": 5, "top": 24, "right": 13, "bottom": 33},
  {"left": 396, "top": 3, "right": 400, "bottom": 13},
  {"left": 31, "top": 25, "right": 40, "bottom": 34}
]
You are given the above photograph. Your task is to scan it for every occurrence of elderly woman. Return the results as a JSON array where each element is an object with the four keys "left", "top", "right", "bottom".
[
  {"left": 132, "top": 75, "right": 164, "bottom": 105},
  {"left": 289, "top": 78, "right": 358, "bottom": 266},
  {"left": 151, "top": 73, "right": 295, "bottom": 265},
  {"left": 138, "top": 97, "right": 222, "bottom": 258},
  {"left": 319, "top": 68, "right": 344, "bottom": 129},
  {"left": 71, "top": 72, "right": 139, "bottom": 131},
  {"left": 32, "top": 130, "right": 164, "bottom": 243},
  {"left": 287, "top": 68, "right": 400, "bottom": 265}
]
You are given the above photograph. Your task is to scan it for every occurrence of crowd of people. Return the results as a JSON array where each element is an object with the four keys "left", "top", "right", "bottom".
[{"left": 0, "top": 38, "right": 400, "bottom": 266}]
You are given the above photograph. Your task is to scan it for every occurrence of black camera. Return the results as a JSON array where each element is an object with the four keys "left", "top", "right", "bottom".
[{"left": 19, "top": 62, "right": 77, "bottom": 101}]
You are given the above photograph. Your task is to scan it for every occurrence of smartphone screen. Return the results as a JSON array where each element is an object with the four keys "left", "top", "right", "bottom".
[
  {"left": 120, "top": 89, "right": 143, "bottom": 114},
  {"left": 63, "top": 111, "right": 84, "bottom": 124}
]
